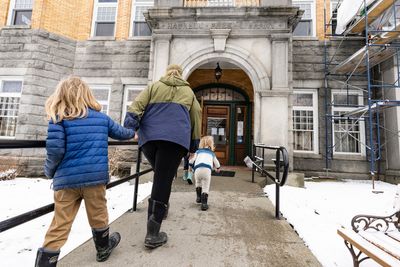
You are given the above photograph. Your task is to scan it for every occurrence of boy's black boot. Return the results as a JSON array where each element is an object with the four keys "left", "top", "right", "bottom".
[
  {"left": 145, "top": 198, "right": 168, "bottom": 249},
  {"left": 196, "top": 187, "right": 202, "bottom": 203},
  {"left": 34, "top": 248, "right": 59, "bottom": 267},
  {"left": 92, "top": 227, "right": 121, "bottom": 262},
  {"left": 201, "top": 193, "right": 209, "bottom": 211}
]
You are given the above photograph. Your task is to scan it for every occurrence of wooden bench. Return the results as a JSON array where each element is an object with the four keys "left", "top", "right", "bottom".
[{"left": 338, "top": 211, "right": 400, "bottom": 267}]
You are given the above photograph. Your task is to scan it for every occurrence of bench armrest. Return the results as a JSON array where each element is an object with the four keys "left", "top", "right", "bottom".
[{"left": 352, "top": 210, "right": 400, "bottom": 233}]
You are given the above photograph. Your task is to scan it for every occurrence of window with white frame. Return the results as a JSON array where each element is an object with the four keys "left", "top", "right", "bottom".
[
  {"left": 293, "top": 0, "right": 315, "bottom": 37},
  {"left": 0, "top": 79, "right": 23, "bottom": 138},
  {"left": 330, "top": 0, "right": 342, "bottom": 34},
  {"left": 332, "top": 91, "right": 365, "bottom": 155},
  {"left": 121, "top": 85, "right": 146, "bottom": 123},
  {"left": 132, "top": 0, "right": 153, "bottom": 37},
  {"left": 207, "top": 0, "right": 234, "bottom": 7},
  {"left": 92, "top": 0, "right": 118, "bottom": 37},
  {"left": 292, "top": 90, "right": 318, "bottom": 153},
  {"left": 7, "top": 0, "right": 33, "bottom": 26},
  {"left": 91, "top": 86, "right": 111, "bottom": 114}
]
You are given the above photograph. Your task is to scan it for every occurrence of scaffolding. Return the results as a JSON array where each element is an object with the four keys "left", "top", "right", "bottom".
[{"left": 323, "top": 0, "right": 400, "bottom": 186}]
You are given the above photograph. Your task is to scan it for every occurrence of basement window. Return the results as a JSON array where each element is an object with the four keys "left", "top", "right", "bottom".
[
  {"left": 7, "top": 0, "right": 33, "bottom": 26},
  {"left": 293, "top": 90, "right": 318, "bottom": 153},
  {"left": 91, "top": 85, "right": 111, "bottom": 114},
  {"left": 0, "top": 79, "right": 23, "bottom": 138},
  {"left": 331, "top": 91, "right": 366, "bottom": 155},
  {"left": 92, "top": 0, "right": 118, "bottom": 37},
  {"left": 121, "top": 85, "right": 146, "bottom": 124},
  {"left": 132, "top": 0, "right": 154, "bottom": 37}
]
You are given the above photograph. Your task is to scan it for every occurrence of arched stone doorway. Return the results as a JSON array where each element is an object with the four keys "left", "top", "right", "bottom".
[{"left": 187, "top": 64, "right": 253, "bottom": 166}]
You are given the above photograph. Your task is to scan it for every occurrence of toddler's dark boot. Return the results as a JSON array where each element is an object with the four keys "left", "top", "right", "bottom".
[
  {"left": 145, "top": 198, "right": 168, "bottom": 249},
  {"left": 196, "top": 187, "right": 202, "bottom": 203},
  {"left": 34, "top": 248, "right": 59, "bottom": 267},
  {"left": 164, "top": 202, "right": 170, "bottom": 219},
  {"left": 201, "top": 193, "right": 209, "bottom": 211},
  {"left": 92, "top": 227, "right": 121, "bottom": 262}
]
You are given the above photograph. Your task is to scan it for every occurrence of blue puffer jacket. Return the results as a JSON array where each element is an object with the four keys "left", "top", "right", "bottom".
[{"left": 44, "top": 109, "right": 135, "bottom": 191}]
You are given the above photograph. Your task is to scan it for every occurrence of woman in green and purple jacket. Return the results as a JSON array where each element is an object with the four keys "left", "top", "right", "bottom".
[{"left": 124, "top": 64, "right": 202, "bottom": 249}]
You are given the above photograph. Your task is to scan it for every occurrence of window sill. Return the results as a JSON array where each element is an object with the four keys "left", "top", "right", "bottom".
[
  {"left": 128, "top": 36, "right": 152, "bottom": 41},
  {"left": 332, "top": 154, "right": 366, "bottom": 161},
  {"left": 3, "top": 25, "right": 31, "bottom": 29},
  {"left": 294, "top": 152, "right": 321, "bottom": 159},
  {"left": 292, "top": 36, "right": 318, "bottom": 41},
  {"left": 88, "top": 36, "right": 116, "bottom": 41}
]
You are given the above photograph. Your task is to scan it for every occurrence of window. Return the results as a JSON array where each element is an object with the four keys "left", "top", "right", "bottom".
[
  {"left": 292, "top": 90, "right": 318, "bottom": 153},
  {"left": 293, "top": 0, "right": 315, "bottom": 37},
  {"left": 7, "top": 0, "right": 33, "bottom": 26},
  {"left": 0, "top": 79, "right": 23, "bottom": 138},
  {"left": 330, "top": 0, "right": 342, "bottom": 34},
  {"left": 121, "top": 85, "right": 146, "bottom": 123},
  {"left": 91, "top": 86, "right": 111, "bottom": 114},
  {"left": 332, "top": 91, "right": 365, "bottom": 155},
  {"left": 92, "top": 0, "right": 118, "bottom": 37},
  {"left": 132, "top": 0, "right": 153, "bottom": 37},
  {"left": 207, "top": 0, "right": 234, "bottom": 6},
  {"left": 194, "top": 87, "right": 246, "bottom": 101}
]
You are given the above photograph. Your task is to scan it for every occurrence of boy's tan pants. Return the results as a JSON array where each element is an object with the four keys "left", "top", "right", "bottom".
[{"left": 43, "top": 184, "right": 109, "bottom": 251}]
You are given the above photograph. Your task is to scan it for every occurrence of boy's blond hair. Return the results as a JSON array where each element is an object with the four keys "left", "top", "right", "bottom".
[
  {"left": 199, "top": 136, "right": 215, "bottom": 151},
  {"left": 45, "top": 76, "right": 102, "bottom": 122}
]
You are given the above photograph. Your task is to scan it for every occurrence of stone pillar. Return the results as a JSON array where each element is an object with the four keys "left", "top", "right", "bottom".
[
  {"left": 152, "top": 34, "right": 172, "bottom": 82},
  {"left": 271, "top": 33, "right": 290, "bottom": 90},
  {"left": 259, "top": 91, "right": 289, "bottom": 148},
  {"left": 154, "top": 0, "right": 184, "bottom": 7}
]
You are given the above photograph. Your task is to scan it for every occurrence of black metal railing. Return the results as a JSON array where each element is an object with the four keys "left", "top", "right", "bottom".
[
  {"left": 0, "top": 140, "right": 152, "bottom": 233},
  {"left": 251, "top": 144, "right": 289, "bottom": 219}
]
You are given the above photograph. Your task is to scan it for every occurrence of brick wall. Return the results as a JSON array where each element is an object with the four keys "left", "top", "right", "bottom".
[
  {"left": 116, "top": 0, "right": 133, "bottom": 40},
  {"left": 0, "top": 0, "right": 9, "bottom": 27}
]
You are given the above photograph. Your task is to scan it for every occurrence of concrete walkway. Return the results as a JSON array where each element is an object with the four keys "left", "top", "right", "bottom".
[{"left": 59, "top": 168, "right": 321, "bottom": 267}]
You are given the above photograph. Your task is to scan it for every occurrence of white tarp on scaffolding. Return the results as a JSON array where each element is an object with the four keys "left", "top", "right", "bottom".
[{"left": 336, "top": 0, "right": 375, "bottom": 34}]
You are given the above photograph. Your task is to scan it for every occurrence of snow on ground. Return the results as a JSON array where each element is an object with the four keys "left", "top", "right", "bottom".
[
  {"left": 0, "top": 177, "right": 152, "bottom": 267},
  {"left": 264, "top": 179, "right": 398, "bottom": 267}
]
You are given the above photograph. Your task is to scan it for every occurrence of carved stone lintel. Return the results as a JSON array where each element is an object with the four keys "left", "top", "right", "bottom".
[{"left": 210, "top": 29, "right": 231, "bottom": 52}]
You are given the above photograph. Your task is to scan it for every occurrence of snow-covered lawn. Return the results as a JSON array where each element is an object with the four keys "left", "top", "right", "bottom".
[
  {"left": 264, "top": 179, "right": 398, "bottom": 267},
  {"left": 0, "top": 177, "right": 152, "bottom": 267}
]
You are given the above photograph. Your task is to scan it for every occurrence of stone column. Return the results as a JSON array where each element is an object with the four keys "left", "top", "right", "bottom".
[
  {"left": 258, "top": 33, "right": 291, "bottom": 151},
  {"left": 271, "top": 33, "right": 290, "bottom": 90},
  {"left": 152, "top": 34, "right": 172, "bottom": 82},
  {"left": 154, "top": 0, "right": 184, "bottom": 7}
]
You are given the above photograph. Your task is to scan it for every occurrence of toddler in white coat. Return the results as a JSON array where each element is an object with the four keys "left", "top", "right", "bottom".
[{"left": 189, "top": 136, "right": 220, "bottom": 211}]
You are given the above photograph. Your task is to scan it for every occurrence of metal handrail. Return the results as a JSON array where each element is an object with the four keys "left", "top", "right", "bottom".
[
  {"left": 251, "top": 144, "right": 289, "bottom": 219},
  {"left": 0, "top": 140, "right": 152, "bottom": 233}
]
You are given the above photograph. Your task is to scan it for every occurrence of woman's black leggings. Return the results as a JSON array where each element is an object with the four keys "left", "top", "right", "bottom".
[{"left": 142, "top": 140, "right": 187, "bottom": 205}]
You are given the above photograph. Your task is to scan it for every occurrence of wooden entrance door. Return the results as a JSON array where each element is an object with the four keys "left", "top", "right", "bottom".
[{"left": 202, "top": 106, "right": 230, "bottom": 165}]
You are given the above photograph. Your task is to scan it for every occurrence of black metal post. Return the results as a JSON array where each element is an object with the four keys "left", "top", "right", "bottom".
[
  {"left": 251, "top": 144, "right": 255, "bottom": 183},
  {"left": 275, "top": 149, "right": 281, "bottom": 219},
  {"left": 132, "top": 147, "right": 142, "bottom": 212},
  {"left": 261, "top": 148, "right": 265, "bottom": 174}
]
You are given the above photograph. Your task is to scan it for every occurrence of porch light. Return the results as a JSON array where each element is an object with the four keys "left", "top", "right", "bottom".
[{"left": 215, "top": 63, "right": 222, "bottom": 81}]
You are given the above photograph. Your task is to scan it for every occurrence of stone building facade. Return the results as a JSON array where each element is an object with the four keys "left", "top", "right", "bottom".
[{"left": 0, "top": 0, "right": 399, "bottom": 182}]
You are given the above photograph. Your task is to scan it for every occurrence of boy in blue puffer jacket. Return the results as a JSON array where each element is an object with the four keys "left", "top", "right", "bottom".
[{"left": 35, "top": 76, "right": 135, "bottom": 267}]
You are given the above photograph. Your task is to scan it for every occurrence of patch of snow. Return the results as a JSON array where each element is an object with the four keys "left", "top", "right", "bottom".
[
  {"left": 264, "top": 179, "right": 397, "bottom": 267},
  {"left": 0, "top": 178, "right": 152, "bottom": 267}
]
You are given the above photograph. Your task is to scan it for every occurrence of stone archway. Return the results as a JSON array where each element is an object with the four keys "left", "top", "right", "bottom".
[{"left": 178, "top": 46, "right": 269, "bottom": 144}]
